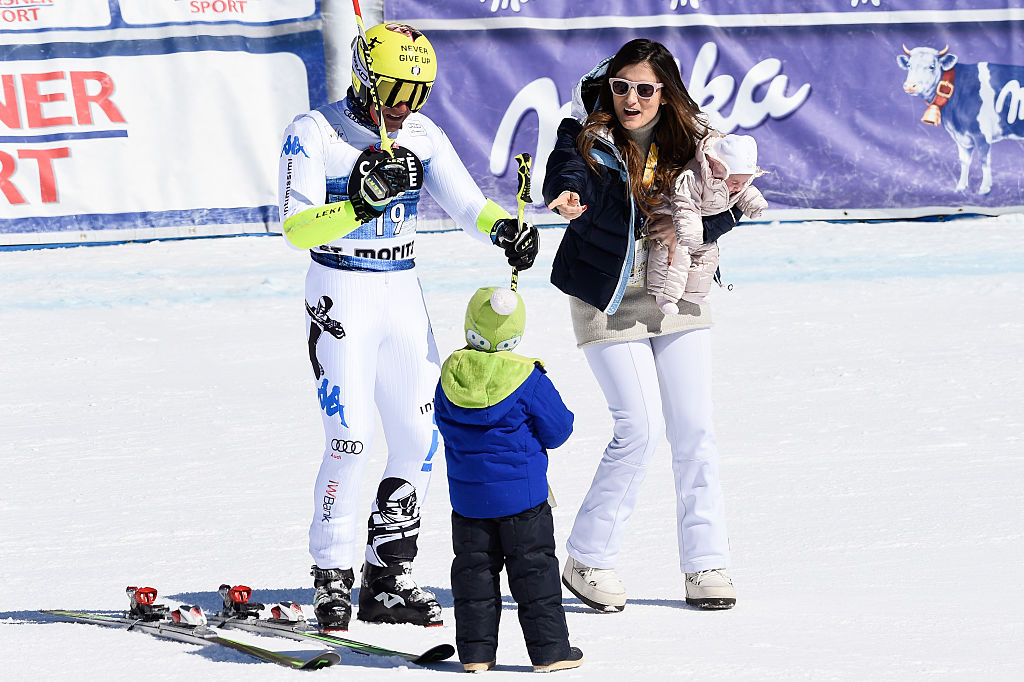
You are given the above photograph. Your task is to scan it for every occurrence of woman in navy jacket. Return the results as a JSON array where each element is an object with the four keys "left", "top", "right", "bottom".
[{"left": 543, "top": 38, "right": 738, "bottom": 613}]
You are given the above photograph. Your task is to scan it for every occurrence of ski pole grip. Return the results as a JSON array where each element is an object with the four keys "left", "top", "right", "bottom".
[
  {"left": 514, "top": 153, "right": 533, "bottom": 206},
  {"left": 511, "top": 153, "right": 533, "bottom": 292}
]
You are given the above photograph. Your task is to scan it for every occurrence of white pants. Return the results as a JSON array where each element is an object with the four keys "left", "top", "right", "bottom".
[
  {"left": 567, "top": 328, "right": 730, "bottom": 574},
  {"left": 304, "top": 263, "right": 440, "bottom": 570}
]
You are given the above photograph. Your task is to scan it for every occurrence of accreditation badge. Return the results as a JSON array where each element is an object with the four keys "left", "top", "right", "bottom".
[
  {"left": 627, "top": 237, "right": 649, "bottom": 287},
  {"left": 627, "top": 142, "right": 658, "bottom": 287}
]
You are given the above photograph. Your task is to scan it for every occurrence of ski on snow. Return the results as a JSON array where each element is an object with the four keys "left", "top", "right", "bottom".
[
  {"left": 41, "top": 587, "right": 340, "bottom": 671},
  {"left": 41, "top": 610, "right": 341, "bottom": 670},
  {"left": 210, "top": 584, "right": 455, "bottom": 666}
]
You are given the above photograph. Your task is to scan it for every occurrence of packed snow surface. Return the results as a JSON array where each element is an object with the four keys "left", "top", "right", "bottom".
[{"left": 1, "top": 218, "right": 1022, "bottom": 680}]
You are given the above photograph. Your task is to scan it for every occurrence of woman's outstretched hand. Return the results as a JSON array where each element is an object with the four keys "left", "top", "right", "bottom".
[{"left": 547, "top": 191, "right": 587, "bottom": 220}]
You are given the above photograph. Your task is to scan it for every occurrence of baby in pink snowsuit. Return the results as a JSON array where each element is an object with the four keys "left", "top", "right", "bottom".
[{"left": 647, "top": 133, "right": 768, "bottom": 314}]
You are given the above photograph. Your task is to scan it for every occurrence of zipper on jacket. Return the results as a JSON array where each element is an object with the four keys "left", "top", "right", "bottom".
[{"left": 584, "top": 131, "right": 638, "bottom": 316}]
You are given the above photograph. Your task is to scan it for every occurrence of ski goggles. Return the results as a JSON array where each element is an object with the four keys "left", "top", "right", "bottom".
[
  {"left": 374, "top": 75, "right": 433, "bottom": 111},
  {"left": 608, "top": 77, "right": 664, "bottom": 99}
]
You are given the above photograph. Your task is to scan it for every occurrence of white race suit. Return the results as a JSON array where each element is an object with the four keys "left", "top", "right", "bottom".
[{"left": 277, "top": 96, "right": 508, "bottom": 571}]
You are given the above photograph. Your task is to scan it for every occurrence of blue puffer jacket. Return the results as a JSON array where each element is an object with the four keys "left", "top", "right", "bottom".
[
  {"left": 543, "top": 58, "right": 740, "bottom": 314},
  {"left": 434, "top": 352, "right": 573, "bottom": 519}
]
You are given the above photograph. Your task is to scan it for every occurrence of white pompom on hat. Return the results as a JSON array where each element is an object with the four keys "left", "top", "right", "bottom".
[
  {"left": 464, "top": 286, "right": 526, "bottom": 353},
  {"left": 714, "top": 134, "right": 758, "bottom": 175},
  {"left": 489, "top": 287, "right": 519, "bottom": 316}
]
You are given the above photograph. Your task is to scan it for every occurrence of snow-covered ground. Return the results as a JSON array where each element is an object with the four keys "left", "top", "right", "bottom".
[{"left": 1, "top": 218, "right": 1022, "bottom": 680}]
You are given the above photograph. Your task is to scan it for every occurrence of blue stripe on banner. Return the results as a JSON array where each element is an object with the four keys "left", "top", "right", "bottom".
[
  {"left": 0, "top": 130, "right": 128, "bottom": 143},
  {"left": 0, "top": 206, "right": 278, "bottom": 234},
  {"left": 1, "top": 31, "right": 322, "bottom": 59}
]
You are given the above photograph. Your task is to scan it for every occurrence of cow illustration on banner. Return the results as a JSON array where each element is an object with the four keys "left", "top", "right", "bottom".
[{"left": 898, "top": 44, "right": 1024, "bottom": 195}]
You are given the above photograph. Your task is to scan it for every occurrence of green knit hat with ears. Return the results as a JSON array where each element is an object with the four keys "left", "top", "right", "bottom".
[{"left": 464, "top": 286, "right": 526, "bottom": 353}]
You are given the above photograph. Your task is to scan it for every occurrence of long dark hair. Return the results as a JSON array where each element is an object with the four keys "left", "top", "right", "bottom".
[{"left": 578, "top": 39, "right": 708, "bottom": 214}]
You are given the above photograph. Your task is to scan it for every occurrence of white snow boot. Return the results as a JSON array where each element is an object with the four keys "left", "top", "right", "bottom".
[
  {"left": 561, "top": 557, "right": 626, "bottom": 612},
  {"left": 684, "top": 568, "right": 736, "bottom": 610}
]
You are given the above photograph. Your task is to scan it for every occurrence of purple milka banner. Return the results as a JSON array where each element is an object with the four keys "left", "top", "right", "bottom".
[
  {"left": 388, "top": 0, "right": 1019, "bottom": 22},
  {"left": 385, "top": 1, "right": 1024, "bottom": 222}
]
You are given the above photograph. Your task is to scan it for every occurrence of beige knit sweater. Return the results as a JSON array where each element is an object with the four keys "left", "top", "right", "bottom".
[{"left": 568, "top": 113, "right": 713, "bottom": 347}]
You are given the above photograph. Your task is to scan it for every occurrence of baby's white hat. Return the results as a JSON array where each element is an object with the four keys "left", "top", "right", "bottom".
[{"left": 715, "top": 135, "right": 758, "bottom": 175}]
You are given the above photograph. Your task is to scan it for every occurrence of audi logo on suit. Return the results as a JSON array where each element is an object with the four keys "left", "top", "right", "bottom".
[{"left": 331, "top": 439, "right": 364, "bottom": 454}]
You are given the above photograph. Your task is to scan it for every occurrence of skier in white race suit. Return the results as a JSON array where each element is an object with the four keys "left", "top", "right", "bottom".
[{"left": 277, "top": 22, "right": 538, "bottom": 632}]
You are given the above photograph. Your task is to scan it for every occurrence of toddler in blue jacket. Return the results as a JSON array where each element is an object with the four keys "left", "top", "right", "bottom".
[{"left": 434, "top": 286, "right": 582, "bottom": 673}]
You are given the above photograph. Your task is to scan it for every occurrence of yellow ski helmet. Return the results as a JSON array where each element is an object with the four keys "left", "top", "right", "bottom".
[{"left": 351, "top": 23, "right": 437, "bottom": 113}]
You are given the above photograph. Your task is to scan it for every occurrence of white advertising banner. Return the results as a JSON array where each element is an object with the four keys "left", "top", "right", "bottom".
[
  {"left": 1, "top": 1, "right": 325, "bottom": 246},
  {"left": 3, "top": 51, "right": 309, "bottom": 214},
  {"left": 118, "top": 0, "right": 316, "bottom": 26}
]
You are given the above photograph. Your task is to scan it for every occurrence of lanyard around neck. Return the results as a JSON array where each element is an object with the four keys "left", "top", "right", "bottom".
[{"left": 642, "top": 142, "right": 658, "bottom": 189}]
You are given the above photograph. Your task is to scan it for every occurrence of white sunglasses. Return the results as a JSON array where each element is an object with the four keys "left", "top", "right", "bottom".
[{"left": 608, "top": 77, "right": 664, "bottom": 99}]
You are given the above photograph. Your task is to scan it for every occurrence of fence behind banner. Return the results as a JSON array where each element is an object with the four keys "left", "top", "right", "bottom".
[{"left": 4, "top": 1, "right": 1024, "bottom": 246}]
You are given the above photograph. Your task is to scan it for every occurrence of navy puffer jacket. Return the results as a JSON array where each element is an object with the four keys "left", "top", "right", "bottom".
[{"left": 544, "top": 117, "right": 638, "bottom": 314}]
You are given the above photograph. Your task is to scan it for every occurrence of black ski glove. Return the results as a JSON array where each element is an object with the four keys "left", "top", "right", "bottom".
[
  {"left": 490, "top": 218, "right": 539, "bottom": 270},
  {"left": 347, "top": 146, "right": 424, "bottom": 224}
]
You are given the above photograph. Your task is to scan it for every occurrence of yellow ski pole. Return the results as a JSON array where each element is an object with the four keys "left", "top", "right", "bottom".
[
  {"left": 511, "top": 152, "right": 555, "bottom": 506},
  {"left": 511, "top": 152, "right": 533, "bottom": 292},
  {"left": 350, "top": 0, "right": 394, "bottom": 157}
]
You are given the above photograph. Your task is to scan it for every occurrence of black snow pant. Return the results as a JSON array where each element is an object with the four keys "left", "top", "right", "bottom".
[{"left": 451, "top": 501, "right": 571, "bottom": 667}]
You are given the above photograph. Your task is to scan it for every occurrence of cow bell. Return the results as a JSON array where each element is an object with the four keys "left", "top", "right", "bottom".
[{"left": 921, "top": 104, "right": 942, "bottom": 126}]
